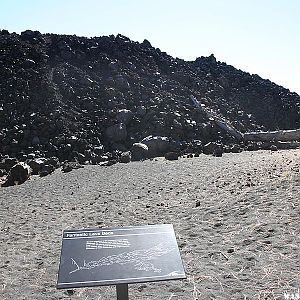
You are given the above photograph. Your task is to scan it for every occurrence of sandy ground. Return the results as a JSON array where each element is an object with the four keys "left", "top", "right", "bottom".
[{"left": 1, "top": 150, "right": 300, "bottom": 300}]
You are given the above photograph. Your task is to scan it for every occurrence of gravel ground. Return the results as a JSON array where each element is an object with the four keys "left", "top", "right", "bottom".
[{"left": 1, "top": 150, "right": 300, "bottom": 300}]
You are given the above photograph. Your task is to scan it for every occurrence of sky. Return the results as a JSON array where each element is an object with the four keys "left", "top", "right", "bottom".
[{"left": 1, "top": 0, "right": 300, "bottom": 94}]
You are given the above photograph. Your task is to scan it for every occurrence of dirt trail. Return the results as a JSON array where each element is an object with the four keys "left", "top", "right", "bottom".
[{"left": 1, "top": 150, "right": 300, "bottom": 299}]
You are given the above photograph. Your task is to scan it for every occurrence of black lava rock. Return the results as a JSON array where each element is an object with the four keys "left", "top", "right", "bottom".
[{"left": 0, "top": 30, "right": 299, "bottom": 166}]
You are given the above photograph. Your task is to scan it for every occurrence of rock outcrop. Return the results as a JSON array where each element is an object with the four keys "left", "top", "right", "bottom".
[{"left": 0, "top": 29, "right": 300, "bottom": 183}]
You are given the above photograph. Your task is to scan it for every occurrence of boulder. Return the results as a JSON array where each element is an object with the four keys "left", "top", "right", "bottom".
[
  {"left": 94, "top": 146, "right": 104, "bottom": 155},
  {"left": 270, "top": 144, "right": 278, "bottom": 151},
  {"left": 116, "top": 109, "right": 133, "bottom": 124},
  {"left": 203, "top": 142, "right": 223, "bottom": 156},
  {"left": 119, "top": 151, "right": 131, "bottom": 163},
  {"left": 61, "top": 162, "right": 83, "bottom": 173},
  {"left": 22, "top": 59, "right": 36, "bottom": 68},
  {"left": 141, "top": 136, "right": 171, "bottom": 157},
  {"left": 2, "top": 162, "right": 31, "bottom": 186},
  {"left": 165, "top": 152, "right": 180, "bottom": 161},
  {"left": 39, "top": 164, "right": 56, "bottom": 177},
  {"left": 230, "top": 144, "right": 241, "bottom": 153},
  {"left": 2, "top": 157, "right": 18, "bottom": 171},
  {"left": 142, "top": 39, "right": 152, "bottom": 48},
  {"left": 131, "top": 143, "right": 148, "bottom": 161},
  {"left": 100, "top": 159, "right": 118, "bottom": 167},
  {"left": 115, "top": 75, "right": 130, "bottom": 89},
  {"left": 111, "top": 142, "right": 128, "bottom": 152},
  {"left": 27, "top": 158, "right": 47, "bottom": 175},
  {"left": 91, "top": 154, "right": 108, "bottom": 164},
  {"left": 21, "top": 30, "right": 41, "bottom": 40},
  {"left": 0, "top": 169, "right": 7, "bottom": 177},
  {"left": 202, "top": 142, "right": 217, "bottom": 154},
  {"left": 105, "top": 123, "right": 127, "bottom": 142},
  {"left": 77, "top": 153, "right": 86, "bottom": 164},
  {"left": 46, "top": 157, "right": 60, "bottom": 168},
  {"left": 245, "top": 142, "right": 258, "bottom": 151},
  {"left": 32, "top": 136, "right": 40, "bottom": 146},
  {"left": 213, "top": 147, "right": 223, "bottom": 157},
  {"left": 136, "top": 106, "right": 147, "bottom": 117}
]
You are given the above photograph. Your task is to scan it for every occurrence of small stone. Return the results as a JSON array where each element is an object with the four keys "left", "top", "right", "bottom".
[
  {"left": 62, "top": 162, "right": 83, "bottom": 173},
  {"left": 230, "top": 144, "right": 241, "bottom": 153},
  {"left": 165, "top": 152, "right": 179, "bottom": 161},
  {"left": 39, "top": 164, "right": 55, "bottom": 177},
  {"left": 270, "top": 145, "right": 278, "bottom": 151},
  {"left": 65, "top": 289, "right": 75, "bottom": 296},
  {"left": 119, "top": 151, "right": 131, "bottom": 163}
]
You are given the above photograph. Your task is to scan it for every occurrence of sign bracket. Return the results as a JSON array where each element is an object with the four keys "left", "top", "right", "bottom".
[{"left": 116, "top": 284, "right": 129, "bottom": 300}]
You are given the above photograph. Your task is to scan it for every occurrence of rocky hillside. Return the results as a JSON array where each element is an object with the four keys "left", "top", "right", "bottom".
[{"left": 1, "top": 29, "right": 300, "bottom": 163}]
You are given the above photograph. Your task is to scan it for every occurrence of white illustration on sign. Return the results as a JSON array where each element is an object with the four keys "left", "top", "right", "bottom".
[{"left": 69, "top": 243, "right": 175, "bottom": 274}]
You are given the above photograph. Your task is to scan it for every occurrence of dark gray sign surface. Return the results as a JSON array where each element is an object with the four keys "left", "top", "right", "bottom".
[{"left": 57, "top": 224, "right": 186, "bottom": 289}]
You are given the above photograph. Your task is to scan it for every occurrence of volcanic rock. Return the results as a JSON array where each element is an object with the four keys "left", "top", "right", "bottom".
[
  {"left": 61, "top": 162, "right": 84, "bottom": 173},
  {"left": 135, "top": 106, "right": 147, "bottom": 117},
  {"left": 1, "top": 158, "right": 18, "bottom": 171},
  {"left": 39, "top": 164, "right": 56, "bottom": 177},
  {"left": 116, "top": 109, "right": 134, "bottom": 125},
  {"left": 119, "top": 151, "right": 131, "bottom": 163},
  {"left": 0, "top": 169, "right": 7, "bottom": 176},
  {"left": 270, "top": 145, "right": 278, "bottom": 151},
  {"left": 105, "top": 123, "right": 127, "bottom": 142},
  {"left": 131, "top": 143, "right": 149, "bottom": 161},
  {"left": 213, "top": 146, "right": 223, "bottom": 157},
  {"left": 165, "top": 152, "right": 180, "bottom": 161},
  {"left": 28, "top": 158, "right": 47, "bottom": 175},
  {"left": 0, "top": 30, "right": 300, "bottom": 166},
  {"left": 230, "top": 144, "right": 241, "bottom": 153},
  {"left": 203, "top": 142, "right": 223, "bottom": 156},
  {"left": 2, "top": 162, "right": 31, "bottom": 186},
  {"left": 141, "top": 136, "right": 171, "bottom": 157}
]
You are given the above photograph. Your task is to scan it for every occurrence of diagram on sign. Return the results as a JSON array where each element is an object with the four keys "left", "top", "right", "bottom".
[{"left": 69, "top": 242, "right": 175, "bottom": 274}]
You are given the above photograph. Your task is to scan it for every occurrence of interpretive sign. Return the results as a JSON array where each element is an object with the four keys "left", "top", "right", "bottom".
[{"left": 57, "top": 224, "right": 186, "bottom": 289}]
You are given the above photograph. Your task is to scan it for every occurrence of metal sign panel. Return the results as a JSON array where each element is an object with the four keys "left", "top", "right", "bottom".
[{"left": 57, "top": 224, "right": 186, "bottom": 289}]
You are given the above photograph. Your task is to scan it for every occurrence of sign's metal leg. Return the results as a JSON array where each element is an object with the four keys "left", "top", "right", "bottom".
[{"left": 116, "top": 284, "right": 129, "bottom": 300}]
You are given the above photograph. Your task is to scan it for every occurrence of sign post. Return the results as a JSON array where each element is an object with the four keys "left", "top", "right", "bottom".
[
  {"left": 57, "top": 224, "right": 186, "bottom": 299},
  {"left": 116, "top": 284, "right": 129, "bottom": 300}
]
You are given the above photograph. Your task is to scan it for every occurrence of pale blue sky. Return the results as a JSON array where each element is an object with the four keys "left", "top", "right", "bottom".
[{"left": 1, "top": 0, "right": 299, "bottom": 94}]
